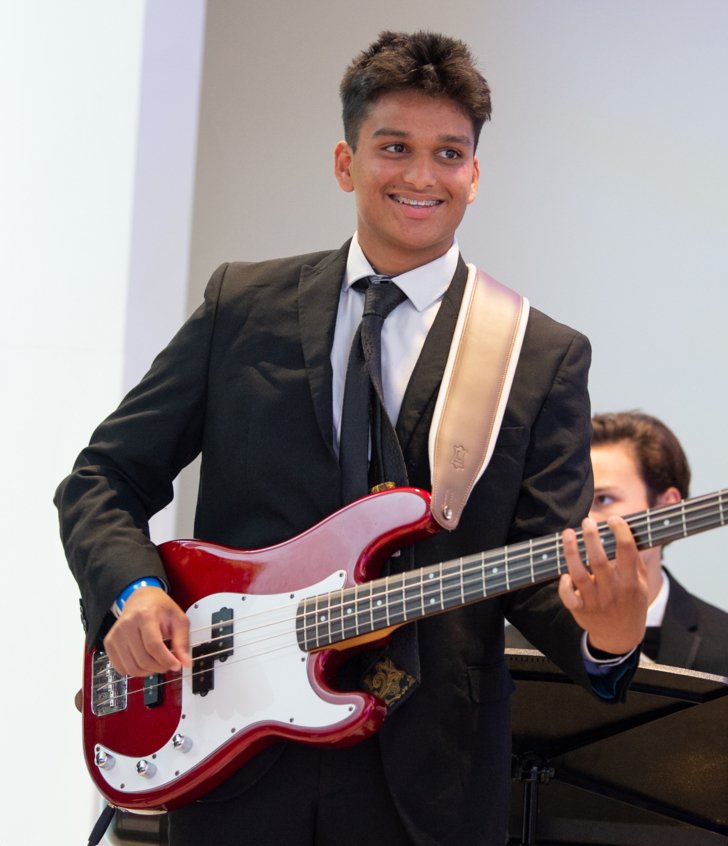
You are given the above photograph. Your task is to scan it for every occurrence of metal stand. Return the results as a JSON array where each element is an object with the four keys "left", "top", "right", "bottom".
[{"left": 507, "top": 649, "right": 728, "bottom": 845}]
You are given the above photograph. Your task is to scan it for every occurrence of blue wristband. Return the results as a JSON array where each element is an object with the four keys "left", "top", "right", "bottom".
[{"left": 113, "top": 577, "right": 165, "bottom": 617}]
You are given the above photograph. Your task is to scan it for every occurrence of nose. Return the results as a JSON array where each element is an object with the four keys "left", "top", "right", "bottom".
[{"left": 402, "top": 154, "right": 436, "bottom": 189}]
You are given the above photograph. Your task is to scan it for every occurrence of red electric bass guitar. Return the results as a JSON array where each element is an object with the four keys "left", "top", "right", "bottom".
[{"left": 81, "top": 485, "right": 728, "bottom": 811}]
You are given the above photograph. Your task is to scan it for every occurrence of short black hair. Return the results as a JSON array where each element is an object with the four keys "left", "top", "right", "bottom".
[{"left": 340, "top": 31, "right": 492, "bottom": 150}]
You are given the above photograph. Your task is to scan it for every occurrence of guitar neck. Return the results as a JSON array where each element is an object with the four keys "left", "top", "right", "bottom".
[{"left": 298, "top": 489, "right": 728, "bottom": 651}]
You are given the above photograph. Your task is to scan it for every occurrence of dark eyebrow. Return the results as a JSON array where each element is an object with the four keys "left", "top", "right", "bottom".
[
  {"left": 371, "top": 128, "right": 473, "bottom": 148},
  {"left": 371, "top": 128, "right": 409, "bottom": 141},
  {"left": 439, "top": 133, "right": 474, "bottom": 148}
]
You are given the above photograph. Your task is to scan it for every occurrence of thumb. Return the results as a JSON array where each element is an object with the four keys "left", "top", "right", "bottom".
[{"left": 167, "top": 607, "right": 192, "bottom": 669}]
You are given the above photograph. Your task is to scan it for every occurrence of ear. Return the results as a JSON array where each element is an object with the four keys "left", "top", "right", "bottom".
[
  {"left": 655, "top": 486, "right": 682, "bottom": 506},
  {"left": 334, "top": 140, "right": 355, "bottom": 193},
  {"left": 467, "top": 155, "right": 480, "bottom": 205}
]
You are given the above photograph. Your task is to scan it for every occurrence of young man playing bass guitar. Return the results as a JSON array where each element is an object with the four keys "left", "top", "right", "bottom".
[{"left": 56, "top": 31, "right": 647, "bottom": 846}]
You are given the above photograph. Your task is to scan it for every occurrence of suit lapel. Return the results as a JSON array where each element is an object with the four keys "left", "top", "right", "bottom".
[
  {"left": 298, "top": 242, "right": 350, "bottom": 455},
  {"left": 396, "top": 257, "right": 469, "bottom": 464}
]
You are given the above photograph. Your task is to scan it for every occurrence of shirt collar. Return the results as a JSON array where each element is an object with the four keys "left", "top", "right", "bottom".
[{"left": 343, "top": 233, "right": 460, "bottom": 312}]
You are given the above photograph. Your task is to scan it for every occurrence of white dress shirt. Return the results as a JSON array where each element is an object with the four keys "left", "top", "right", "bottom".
[{"left": 330, "top": 233, "right": 460, "bottom": 453}]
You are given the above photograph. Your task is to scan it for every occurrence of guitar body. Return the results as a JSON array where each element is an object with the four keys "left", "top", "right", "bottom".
[
  {"left": 82, "top": 487, "right": 437, "bottom": 811},
  {"left": 82, "top": 480, "right": 728, "bottom": 811}
]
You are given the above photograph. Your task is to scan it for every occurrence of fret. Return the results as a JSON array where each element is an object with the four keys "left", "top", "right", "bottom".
[
  {"left": 480, "top": 550, "right": 488, "bottom": 598},
  {"left": 646, "top": 506, "right": 653, "bottom": 547},
  {"left": 306, "top": 592, "right": 317, "bottom": 649},
  {"left": 371, "top": 581, "right": 388, "bottom": 629},
  {"left": 383, "top": 577, "right": 392, "bottom": 627},
  {"left": 657, "top": 511, "right": 672, "bottom": 545},
  {"left": 529, "top": 538, "right": 535, "bottom": 583},
  {"left": 312, "top": 488, "right": 728, "bottom": 651},
  {"left": 319, "top": 591, "right": 331, "bottom": 648},
  {"left": 555, "top": 535, "right": 562, "bottom": 574},
  {"left": 362, "top": 581, "right": 374, "bottom": 635},
  {"left": 325, "top": 590, "right": 333, "bottom": 645},
  {"left": 341, "top": 586, "right": 358, "bottom": 639},
  {"left": 483, "top": 557, "right": 503, "bottom": 596},
  {"left": 422, "top": 567, "right": 440, "bottom": 612},
  {"left": 403, "top": 571, "right": 421, "bottom": 621},
  {"left": 298, "top": 600, "right": 312, "bottom": 651},
  {"left": 329, "top": 589, "right": 344, "bottom": 643},
  {"left": 391, "top": 572, "right": 406, "bottom": 626},
  {"left": 440, "top": 562, "right": 459, "bottom": 611},
  {"left": 534, "top": 545, "right": 543, "bottom": 577},
  {"left": 312, "top": 592, "right": 323, "bottom": 649}
]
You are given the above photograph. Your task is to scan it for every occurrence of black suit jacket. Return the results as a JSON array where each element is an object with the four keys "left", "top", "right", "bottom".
[
  {"left": 56, "top": 243, "right": 601, "bottom": 844},
  {"left": 658, "top": 569, "right": 728, "bottom": 677}
]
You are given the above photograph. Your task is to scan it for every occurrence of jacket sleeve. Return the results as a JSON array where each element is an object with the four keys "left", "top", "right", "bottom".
[
  {"left": 54, "top": 264, "right": 228, "bottom": 647},
  {"left": 502, "top": 329, "right": 597, "bottom": 690}
]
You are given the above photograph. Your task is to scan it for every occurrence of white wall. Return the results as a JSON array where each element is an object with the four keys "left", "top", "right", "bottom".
[
  {"left": 1, "top": 2, "right": 144, "bottom": 842},
  {"left": 0, "top": 1, "right": 204, "bottom": 843}
]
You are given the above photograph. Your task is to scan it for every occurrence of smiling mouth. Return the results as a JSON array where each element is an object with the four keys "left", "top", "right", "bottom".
[{"left": 392, "top": 195, "right": 442, "bottom": 207}]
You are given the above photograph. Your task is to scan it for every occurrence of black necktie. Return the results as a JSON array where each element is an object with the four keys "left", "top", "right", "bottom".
[
  {"left": 339, "top": 276, "right": 419, "bottom": 710},
  {"left": 340, "top": 276, "right": 409, "bottom": 504}
]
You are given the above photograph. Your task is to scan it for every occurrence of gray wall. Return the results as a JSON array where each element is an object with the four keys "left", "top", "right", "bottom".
[{"left": 177, "top": 0, "right": 728, "bottom": 610}]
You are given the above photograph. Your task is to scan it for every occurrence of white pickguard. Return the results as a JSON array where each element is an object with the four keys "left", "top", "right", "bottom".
[{"left": 95, "top": 570, "right": 352, "bottom": 795}]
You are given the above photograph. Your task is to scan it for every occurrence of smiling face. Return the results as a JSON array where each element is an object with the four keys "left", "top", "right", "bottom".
[{"left": 334, "top": 90, "right": 480, "bottom": 276}]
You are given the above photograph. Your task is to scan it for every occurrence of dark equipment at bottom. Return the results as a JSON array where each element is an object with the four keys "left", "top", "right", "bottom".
[
  {"left": 91, "top": 650, "right": 728, "bottom": 846},
  {"left": 507, "top": 649, "right": 728, "bottom": 845}
]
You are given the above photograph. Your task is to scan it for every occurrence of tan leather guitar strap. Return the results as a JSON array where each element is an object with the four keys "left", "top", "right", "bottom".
[{"left": 429, "top": 264, "right": 529, "bottom": 530}]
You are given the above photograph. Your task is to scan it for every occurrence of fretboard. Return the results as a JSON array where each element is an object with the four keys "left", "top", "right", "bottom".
[{"left": 298, "top": 489, "right": 728, "bottom": 651}]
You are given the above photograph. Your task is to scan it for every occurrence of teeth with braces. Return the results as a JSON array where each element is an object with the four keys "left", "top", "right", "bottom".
[{"left": 394, "top": 197, "right": 441, "bottom": 207}]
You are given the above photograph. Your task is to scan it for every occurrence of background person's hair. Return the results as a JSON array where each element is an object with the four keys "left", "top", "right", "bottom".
[
  {"left": 591, "top": 410, "right": 691, "bottom": 503},
  {"left": 339, "top": 30, "right": 492, "bottom": 150}
]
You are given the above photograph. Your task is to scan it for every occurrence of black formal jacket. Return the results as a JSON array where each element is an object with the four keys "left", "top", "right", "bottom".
[
  {"left": 56, "top": 243, "right": 607, "bottom": 845},
  {"left": 658, "top": 569, "right": 728, "bottom": 677}
]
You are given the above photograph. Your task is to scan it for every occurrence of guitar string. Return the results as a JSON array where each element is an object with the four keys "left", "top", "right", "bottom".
[
  {"left": 92, "top": 547, "right": 564, "bottom": 708},
  {"left": 90, "top": 534, "right": 567, "bottom": 690},
  {"left": 90, "top": 494, "right": 726, "bottom": 708},
  {"left": 91, "top": 494, "right": 724, "bottom": 692},
  {"left": 92, "top": 491, "right": 725, "bottom": 688},
  {"left": 92, "top": 486, "right": 725, "bottom": 678}
]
